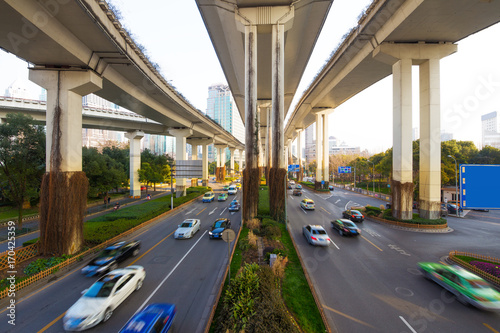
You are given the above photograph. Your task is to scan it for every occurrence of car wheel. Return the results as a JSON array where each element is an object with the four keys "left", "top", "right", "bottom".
[
  {"left": 109, "top": 262, "right": 118, "bottom": 272},
  {"left": 132, "top": 248, "right": 139, "bottom": 256},
  {"left": 339, "top": 229, "right": 343, "bottom": 236},
  {"left": 103, "top": 308, "right": 113, "bottom": 322},
  {"left": 135, "top": 279, "right": 143, "bottom": 291}
]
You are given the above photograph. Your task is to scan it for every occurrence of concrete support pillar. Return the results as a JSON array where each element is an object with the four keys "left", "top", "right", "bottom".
[
  {"left": 374, "top": 43, "right": 457, "bottom": 220},
  {"left": 169, "top": 128, "right": 193, "bottom": 197},
  {"left": 315, "top": 111, "right": 324, "bottom": 183},
  {"left": 266, "top": 106, "right": 272, "bottom": 180},
  {"left": 392, "top": 58, "right": 414, "bottom": 219},
  {"left": 296, "top": 128, "right": 303, "bottom": 181},
  {"left": 243, "top": 24, "right": 259, "bottom": 221},
  {"left": 419, "top": 59, "right": 442, "bottom": 219},
  {"left": 322, "top": 112, "right": 330, "bottom": 183},
  {"left": 215, "top": 143, "right": 227, "bottom": 182},
  {"left": 239, "top": 150, "right": 244, "bottom": 172},
  {"left": 29, "top": 69, "right": 102, "bottom": 172},
  {"left": 229, "top": 147, "right": 236, "bottom": 176},
  {"left": 125, "top": 130, "right": 145, "bottom": 198},
  {"left": 188, "top": 138, "right": 214, "bottom": 187}
]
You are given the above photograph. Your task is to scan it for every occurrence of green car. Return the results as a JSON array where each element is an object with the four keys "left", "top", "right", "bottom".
[
  {"left": 418, "top": 262, "right": 500, "bottom": 311},
  {"left": 218, "top": 193, "right": 228, "bottom": 201},
  {"left": 223, "top": 185, "right": 230, "bottom": 191}
]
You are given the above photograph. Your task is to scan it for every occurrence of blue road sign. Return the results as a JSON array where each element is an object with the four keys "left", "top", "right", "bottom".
[
  {"left": 460, "top": 164, "right": 500, "bottom": 209},
  {"left": 288, "top": 164, "right": 300, "bottom": 172},
  {"left": 338, "top": 166, "right": 351, "bottom": 174}
]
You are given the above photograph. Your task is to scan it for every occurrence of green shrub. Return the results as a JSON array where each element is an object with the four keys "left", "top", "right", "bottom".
[
  {"left": 23, "top": 238, "right": 39, "bottom": 247},
  {"left": 24, "top": 254, "right": 72, "bottom": 276},
  {"left": 365, "top": 205, "right": 382, "bottom": 217},
  {"left": 382, "top": 209, "right": 446, "bottom": 225}
]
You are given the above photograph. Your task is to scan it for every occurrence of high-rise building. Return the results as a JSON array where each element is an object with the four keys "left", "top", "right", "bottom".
[
  {"left": 440, "top": 131, "right": 453, "bottom": 142},
  {"left": 329, "top": 136, "right": 360, "bottom": 155},
  {"left": 482, "top": 111, "right": 500, "bottom": 149},
  {"left": 206, "top": 84, "right": 245, "bottom": 164}
]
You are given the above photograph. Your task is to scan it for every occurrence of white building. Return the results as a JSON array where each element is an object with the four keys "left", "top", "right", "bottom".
[{"left": 482, "top": 111, "right": 500, "bottom": 149}]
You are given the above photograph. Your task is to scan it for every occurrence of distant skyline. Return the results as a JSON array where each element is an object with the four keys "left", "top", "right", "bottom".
[{"left": 1, "top": 1, "right": 499, "bottom": 154}]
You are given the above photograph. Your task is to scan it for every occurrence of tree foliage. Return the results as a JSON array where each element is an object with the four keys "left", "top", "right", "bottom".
[
  {"left": 82, "top": 147, "right": 128, "bottom": 197},
  {"left": 0, "top": 114, "right": 45, "bottom": 227},
  {"left": 138, "top": 149, "right": 173, "bottom": 191}
]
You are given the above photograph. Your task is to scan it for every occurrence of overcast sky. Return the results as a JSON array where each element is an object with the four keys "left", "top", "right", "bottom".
[{"left": 1, "top": 0, "right": 499, "bottom": 154}]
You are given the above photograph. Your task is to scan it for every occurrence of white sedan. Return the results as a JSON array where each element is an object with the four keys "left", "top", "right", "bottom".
[
  {"left": 174, "top": 219, "right": 201, "bottom": 239},
  {"left": 63, "top": 266, "right": 146, "bottom": 331}
]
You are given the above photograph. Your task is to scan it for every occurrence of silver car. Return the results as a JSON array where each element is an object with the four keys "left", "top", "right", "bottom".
[{"left": 303, "top": 225, "right": 330, "bottom": 246}]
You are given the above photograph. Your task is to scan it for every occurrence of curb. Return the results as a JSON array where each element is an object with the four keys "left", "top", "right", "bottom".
[{"left": 367, "top": 216, "right": 453, "bottom": 233}]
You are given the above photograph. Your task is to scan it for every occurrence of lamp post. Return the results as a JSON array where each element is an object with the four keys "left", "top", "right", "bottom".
[
  {"left": 447, "top": 155, "right": 458, "bottom": 217},
  {"left": 368, "top": 160, "right": 375, "bottom": 194}
]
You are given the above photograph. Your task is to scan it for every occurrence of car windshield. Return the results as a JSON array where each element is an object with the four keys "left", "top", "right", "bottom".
[
  {"left": 352, "top": 210, "right": 361, "bottom": 215},
  {"left": 214, "top": 221, "right": 226, "bottom": 228},
  {"left": 204, "top": 193, "right": 212, "bottom": 197},
  {"left": 181, "top": 222, "right": 192, "bottom": 228},
  {"left": 97, "top": 249, "right": 119, "bottom": 258},
  {"left": 84, "top": 276, "right": 120, "bottom": 297}
]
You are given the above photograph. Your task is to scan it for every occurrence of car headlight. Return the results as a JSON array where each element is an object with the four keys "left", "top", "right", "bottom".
[
  {"left": 209, "top": 231, "right": 213, "bottom": 235},
  {"left": 97, "top": 265, "right": 109, "bottom": 272}
]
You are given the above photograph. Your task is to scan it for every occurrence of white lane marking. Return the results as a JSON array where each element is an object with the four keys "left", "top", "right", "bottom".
[
  {"left": 301, "top": 207, "right": 308, "bottom": 214},
  {"left": 186, "top": 208, "right": 196, "bottom": 215},
  {"left": 209, "top": 207, "right": 218, "bottom": 215},
  {"left": 335, "top": 199, "right": 340, "bottom": 204},
  {"left": 329, "top": 239, "right": 340, "bottom": 250},
  {"left": 399, "top": 316, "right": 417, "bottom": 333},
  {"left": 134, "top": 230, "right": 208, "bottom": 314},
  {"left": 220, "top": 207, "right": 227, "bottom": 215}
]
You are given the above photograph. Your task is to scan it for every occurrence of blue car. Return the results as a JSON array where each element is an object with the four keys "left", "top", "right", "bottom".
[
  {"left": 228, "top": 200, "right": 241, "bottom": 212},
  {"left": 209, "top": 218, "right": 231, "bottom": 239},
  {"left": 120, "top": 303, "right": 176, "bottom": 333},
  {"left": 202, "top": 191, "right": 215, "bottom": 203}
]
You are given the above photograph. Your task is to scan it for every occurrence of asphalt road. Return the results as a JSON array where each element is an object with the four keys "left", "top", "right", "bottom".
[
  {"left": 287, "top": 186, "right": 500, "bottom": 333},
  {"left": 0, "top": 181, "right": 241, "bottom": 333}
]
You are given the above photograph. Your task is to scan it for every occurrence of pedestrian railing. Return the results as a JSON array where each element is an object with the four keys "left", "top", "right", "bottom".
[
  {"left": 448, "top": 251, "right": 500, "bottom": 286},
  {"left": 0, "top": 242, "right": 39, "bottom": 271}
]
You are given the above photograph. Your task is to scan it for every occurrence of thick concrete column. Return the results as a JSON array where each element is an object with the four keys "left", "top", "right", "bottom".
[
  {"left": 29, "top": 69, "right": 102, "bottom": 255},
  {"left": 188, "top": 138, "right": 214, "bottom": 187},
  {"left": 266, "top": 105, "right": 272, "bottom": 181},
  {"left": 239, "top": 150, "right": 244, "bottom": 172},
  {"left": 322, "top": 112, "right": 330, "bottom": 184},
  {"left": 419, "top": 59, "right": 442, "bottom": 219},
  {"left": 374, "top": 43, "right": 457, "bottom": 220},
  {"left": 215, "top": 144, "right": 227, "bottom": 182},
  {"left": 169, "top": 128, "right": 193, "bottom": 197},
  {"left": 125, "top": 131, "right": 145, "bottom": 198},
  {"left": 392, "top": 58, "right": 414, "bottom": 219},
  {"left": 30, "top": 70, "right": 102, "bottom": 172},
  {"left": 229, "top": 147, "right": 236, "bottom": 176},
  {"left": 315, "top": 111, "right": 324, "bottom": 183},
  {"left": 296, "top": 128, "right": 303, "bottom": 181},
  {"left": 243, "top": 24, "right": 259, "bottom": 221}
]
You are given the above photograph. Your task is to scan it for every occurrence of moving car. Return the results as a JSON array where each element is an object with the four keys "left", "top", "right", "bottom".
[
  {"left": 64, "top": 266, "right": 146, "bottom": 331},
  {"left": 81, "top": 240, "right": 141, "bottom": 277},
  {"left": 287, "top": 183, "right": 293, "bottom": 189},
  {"left": 174, "top": 219, "right": 201, "bottom": 239},
  {"left": 223, "top": 185, "right": 230, "bottom": 191},
  {"left": 418, "top": 262, "right": 500, "bottom": 311},
  {"left": 228, "top": 185, "right": 237, "bottom": 195},
  {"left": 342, "top": 209, "right": 364, "bottom": 222},
  {"left": 289, "top": 180, "right": 295, "bottom": 186},
  {"left": 303, "top": 225, "right": 330, "bottom": 246},
  {"left": 202, "top": 191, "right": 215, "bottom": 203},
  {"left": 119, "top": 303, "right": 177, "bottom": 333},
  {"left": 300, "top": 199, "right": 315, "bottom": 210},
  {"left": 329, "top": 185, "right": 334, "bottom": 191},
  {"left": 447, "top": 203, "right": 458, "bottom": 214},
  {"left": 236, "top": 183, "right": 242, "bottom": 189},
  {"left": 209, "top": 218, "right": 231, "bottom": 239},
  {"left": 292, "top": 189, "right": 302, "bottom": 196},
  {"left": 218, "top": 193, "right": 228, "bottom": 201},
  {"left": 228, "top": 200, "right": 241, "bottom": 212},
  {"left": 331, "top": 219, "right": 361, "bottom": 236},
  {"left": 295, "top": 184, "right": 302, "bottom": 189}
]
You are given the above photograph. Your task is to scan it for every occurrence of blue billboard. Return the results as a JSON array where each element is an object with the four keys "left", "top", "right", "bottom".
[
  {"left": 338, "top": 166, "right": 351, "bottom": 174},
  {"left": 460, "top": 164, "right": 500, "bottom": 209},
  {"left": 288, "top": 164, "right": 300, "bottom": 172}
]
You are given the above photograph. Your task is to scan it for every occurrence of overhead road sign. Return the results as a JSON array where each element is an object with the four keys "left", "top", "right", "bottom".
[
  {"left": 338, "top": 166, "right": 351, "bottom": 174},
  {"left": 460, "top": 164, "right": 500, "bottom": 210},
  {"left": 288, "top": 164, "right": 300, "bottom": 172},
  {"left": 175, "top": 160, "right": 203, "bottom": 178}
]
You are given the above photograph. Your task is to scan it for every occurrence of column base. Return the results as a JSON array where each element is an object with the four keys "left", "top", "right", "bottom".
[
  {"left": 269, "top": 167, "right": 287, "bottom": 223},
  {"left": 243, "top": 168, "right": 260, "bottom": 222},
  {"left": 202, "top": 179, "right": 208, "bottom": 187},
  {"left": 314, "top": 181, "right": 329, "bottom": 190},
  {"left": 419, "top": 200, "right": 441, "bottom": 219},
  {"left": 176, "top": 185, "right": 187, "bottom": 198},
  {"left": 39, "top": 171, "right": 87, "bottom": 255},
  {"left": 391, "top": 180, "right": 414, "bottom": 220}
]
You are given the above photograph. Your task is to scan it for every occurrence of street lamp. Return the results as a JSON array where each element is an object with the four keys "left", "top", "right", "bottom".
[
  {"left": 368, "top": 160, "right": 375, "bottom": 194},
  {"left": 447, "top": 155, "right": 459, "bottom": 217}
]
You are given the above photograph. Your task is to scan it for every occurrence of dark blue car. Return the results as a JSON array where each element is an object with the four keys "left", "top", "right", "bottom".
[
  {"left": 209, "top": 218, "right": 231, "bottom": 239},
  {"left": 120, "top": 303, "right": 176, "bottom": 333},
  {"left": 81, "top": 240, "right": 140, "bottom": 277},
  {"left": 228, "top": 200, "right": 240, "bottom": 212}
]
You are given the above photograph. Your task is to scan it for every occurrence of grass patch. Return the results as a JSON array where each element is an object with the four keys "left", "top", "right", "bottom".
[
  {"left": 258, "top": 185, "right": 270, "bottom": 217},
  {"left": 279, "top": 223, "right": 326, "bottom": 333},
  {"left": 0, "top": 207, "right": 39, "bottom": 221}
]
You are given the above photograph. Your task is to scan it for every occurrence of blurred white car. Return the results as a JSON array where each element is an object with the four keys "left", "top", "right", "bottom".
[
  {"left": 174, "top": 219, "right": 201, "bottom": 239},
  {"left": 63, "top": 266, "right": 146, "bottom": 331},
  {"left": 228, "top": 185, "right": 237, "bottom": 195},
  {"left": 303, "top": 225, "right": 330, "bottom": 246}
]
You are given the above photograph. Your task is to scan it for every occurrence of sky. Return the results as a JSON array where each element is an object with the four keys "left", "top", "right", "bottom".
[{"left": 1, "top": 0, "right": 499, "bottom": 154}]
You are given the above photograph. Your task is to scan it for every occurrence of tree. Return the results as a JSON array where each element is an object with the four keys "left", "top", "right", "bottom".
[
  {"left": 209, "top": 161, "right": 217, "bottom": 175},
  {"left": 82, "top": 147, "right": 127, "bottom": 198},
  {"left": 138, "top": 151, "right": 172, "bottom": 191},
  {"left": 0, "top": 114, "right": 45, "bottom": 228},
  {"left": 308, "top": 160, "right": 317, "bottom": 176}
]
